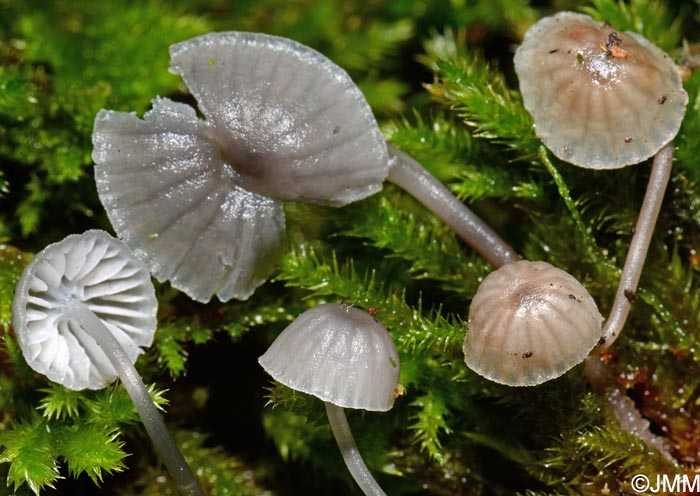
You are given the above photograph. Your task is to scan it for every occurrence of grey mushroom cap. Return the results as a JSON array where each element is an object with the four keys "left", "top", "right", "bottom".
[
  {"left": 93, "top": 98, "right": 285, "bottom": 304},
  {"left": 464, "top": 260, "right": 603, "bottom": 386},
  {"left": 514, "top": 12, "right": 688, "bottom": 169},
  {"left": 258, "top": 304, "right": 400, "bottom": 411},
  {"left": 169, "top": 31, "right": 389, "bottom": 204},
  {"left": 93, "top": 31, "right": 390, "bottom": 304},
  {"left": 11, "top": 230, "right": 157, "bottom": 391}
]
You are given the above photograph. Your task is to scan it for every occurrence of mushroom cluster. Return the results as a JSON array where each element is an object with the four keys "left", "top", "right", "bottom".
[
  {"left": 52, "top": 8, "right": 687, "bottom": 492},
  {"left": 513, "top": 11, "right": 688, "bottom": 458},
  {"left": 7, "top": 5, "right": 692, "bottom": 494},
  {"left": 436, "top": 12, "right": 691, "bottom": 395},
  {"left": 515, "top": 12, "right": 687, "bottom": 349},
  {"left": 461, "top": 11, "right": 688, "bottom": 389}
]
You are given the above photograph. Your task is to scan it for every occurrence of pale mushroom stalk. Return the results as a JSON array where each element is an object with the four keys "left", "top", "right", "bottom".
[
  {"left": 325, "top": 402, "right": 386, "bottom": 496},
  {"left": 387, "top": 145, "right": 519, "bottom": 268},
  {"left": 583, "top": 353, "right": 674, "bottom": 461},
  {"left": 69, "top": 304, "right": 203, "bottom": 496},
  {"left": 600, "top": 141, "right": 674, "bottom": 348}
]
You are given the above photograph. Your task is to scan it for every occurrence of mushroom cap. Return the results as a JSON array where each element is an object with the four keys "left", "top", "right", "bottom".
[
  {"left": 514, "top": 12, "right": 688, "bottom": 169},
  {"left": 463, "top": 260, "right": 602, "bottom": 386},
  {"left": 93, "top": 97, "right": 286, "bottom": 303},
  {"left": 169, "top": 31, "right": 389, "bottom": 204},
  {"left": 93, "top": 31, "right": 390, "bottom": 304},
  {"left": 258, "top": 304, "right": 399, "bottom": 411},
  {"left": 12, "top": 230, "right": 157, "bottom": 391}
]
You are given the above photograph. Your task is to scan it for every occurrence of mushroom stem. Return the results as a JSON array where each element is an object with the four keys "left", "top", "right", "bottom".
[
  {"left": 70, "top": 304, "right": 204, "bottom": 496},
  {"left": 600, "top": 141, "right": 674, "bottom": 348},
  {"left": 324, "top": 402, "right": 387, "bottom": 496},
  {"left": 386, "top": 144, "right": 519, "bottom": 268},
  {"left": 584, "top": 354, "right": 674, "bottom": 461}
]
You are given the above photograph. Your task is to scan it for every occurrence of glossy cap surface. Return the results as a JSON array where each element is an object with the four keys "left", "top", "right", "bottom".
[
  {"left": 93, "top": 97, "right": 285, "bottom": 303},
  {"left": 259, "top": 304, "right": 399, "bottom": 411},
  {"left": 464, "top": 260, "right": 602, "bottom": 386},
  {"left": 169, "top": 31, "right": 389, "bottom": 204},
  {"left": 12, "top": 230, "right": 157, "bottom": 391},
  {"left": 515, "top": 12, "right": 687, "bottom": 168},
  {"left": 93, "top": 31, "right": 390, "bottom": 303}
]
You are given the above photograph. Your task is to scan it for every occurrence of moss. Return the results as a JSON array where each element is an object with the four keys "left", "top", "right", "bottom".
[{"left": 1, "top": 0, "right": 699, "bottom": 494}]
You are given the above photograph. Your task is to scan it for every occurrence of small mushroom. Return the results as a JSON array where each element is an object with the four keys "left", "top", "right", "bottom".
[
  {"left": 12, "top": 230, "right": 203, "bottom": 496},
  {"left": 258, "top": 303, "right": 399, "bottom": 495},
  {"left": 514, "top": 11, "right": 687, "bottom": 169},
  {"left": 92, "top": 31, "right": 518, "bottom": 305},
  {"left": 464, "top": 260, "right": 603, "bottom": 386},
  {"left": 514, "top": 12, "right": 688, "bottom": 348}
]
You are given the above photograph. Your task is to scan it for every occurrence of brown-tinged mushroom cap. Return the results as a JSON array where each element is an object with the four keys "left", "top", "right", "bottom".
[
  {"left": 12, "top": 230, "right": 157, "bottom": 391},
  {"left": 514, "top": 12, "right": 688, "bottom": 169},
  {"left": 464, "top": 260, "right": 602, "bottom": 386},
  {"left": 259, "top": 303, "right": 399, "bottom": 411}
]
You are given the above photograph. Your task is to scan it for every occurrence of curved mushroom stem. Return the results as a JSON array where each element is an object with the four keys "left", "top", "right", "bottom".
[
  {"left": 386, "top": 144, "right": 519, "bottom": 268},
  {"left": 324, "top": 402, "right": 387, "bottom": 496},
  {"left": 584, "top": 354, "right": 674, "bottom": 461},
  {"left": 600, "top": 141, "right": 674, "bottom": 349},
  {"left": 71, "top": 304, "right": 204, "bottom": 496}
]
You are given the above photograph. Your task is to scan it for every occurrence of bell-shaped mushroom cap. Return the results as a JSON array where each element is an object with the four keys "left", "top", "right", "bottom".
[
  {"left": 464, "top": 260, "right": 602, "bottom": 386},
  {"left": 514, "top": 12, "right": 688, "bottom": 169},
  {"left": 258, "top": 304, "right": 399, "bottom": 411},
  {"left": 11, "top": 230, "right": 157, "bottom": 391},
  {"left": 93, "top": 97, "right": 286, "bottom": 303},
  {"left": 168, "top": 31, "right": 389, "bottom": 205}
]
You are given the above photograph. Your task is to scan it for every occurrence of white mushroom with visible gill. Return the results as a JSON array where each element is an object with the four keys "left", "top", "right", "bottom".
[
  {"left": 259, "top": 303, "right": 400, "bottom": 496},
  {"left": 12, "top": 230, "right": 203, "bottom": 496}
]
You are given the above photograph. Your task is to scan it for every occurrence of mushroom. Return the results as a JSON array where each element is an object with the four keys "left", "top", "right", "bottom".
[
  {"left": 92, "top": 31, "right": 518, "bottom": 305},
  {"left": 514, "top": 12, "right": 688, "bottom": 347},
  {"left": 258, "top": 303, "right": 399, "bottom": 496},
  {"left": 11, "top": 230, "right": 203, "bottom": 496},
  {"left": 464, "top": 260, "right": 603, "bottom": 386},
  {"left": 514, "top": 11, "right": 686, "bottom": 170}
]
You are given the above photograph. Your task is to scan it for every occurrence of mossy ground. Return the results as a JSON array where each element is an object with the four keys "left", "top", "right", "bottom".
[{"left": 1, "top": 0, "right": 699, "bottom": 494}]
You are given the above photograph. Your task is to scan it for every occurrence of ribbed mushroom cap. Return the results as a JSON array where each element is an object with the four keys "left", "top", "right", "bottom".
[
  {"left": 514, "top": 12, "right": 688, "bottom": 169},
  {"left": 93, "top": 97, "right": 286, "bottom": 304},
  {"left": 258, "top": 304, "right": 399, "bottom": 411},
  {"left": 464, "top": 261, "right": 602, "bottom": 386},
  {"left": 93, "top": 31, "right": 389, "bottom": 304},
  {"left": 11, "top": 230, "right": 157, "bottom": 391},
  {"left": 169, "top": 31, "right": 389, "bottom": 204}
]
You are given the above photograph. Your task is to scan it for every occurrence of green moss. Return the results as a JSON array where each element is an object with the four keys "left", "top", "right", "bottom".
[
  {"left": 0, "top": 245, "right": 32, "bottom": 327},
  {"left": 1, "top": 0, "right": 699, "bottom": 494}
]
